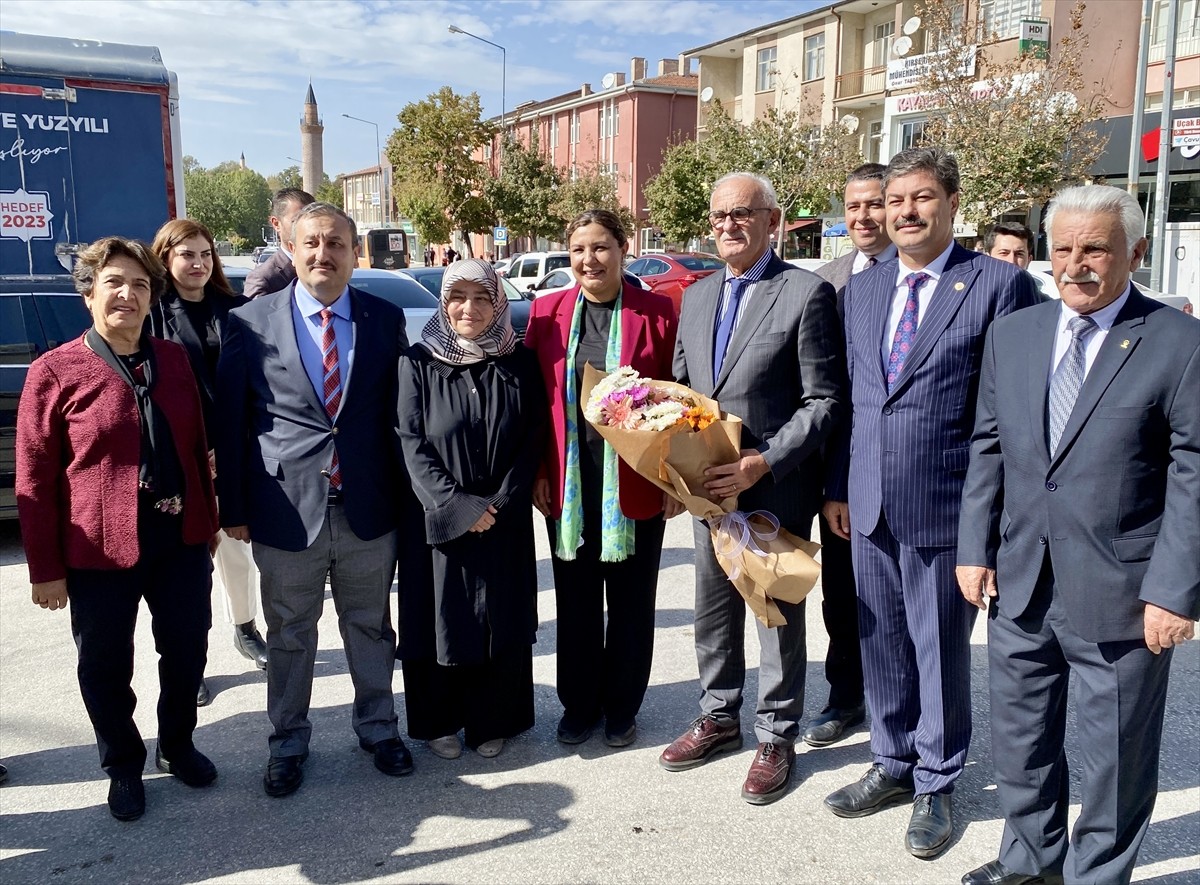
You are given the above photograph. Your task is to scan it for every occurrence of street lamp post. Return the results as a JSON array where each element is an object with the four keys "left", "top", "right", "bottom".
[
  {"left": 449, "top": 24, "right": 507, "bottom": 256},
  {"left": 342, "top": 113, "right": 388, "bottom": 226}
]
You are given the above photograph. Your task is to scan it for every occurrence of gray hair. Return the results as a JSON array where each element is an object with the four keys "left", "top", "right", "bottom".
[
  {"left": 1044, "top": 185, "right": 1145, "bottom": 258},
  {"left": 883, "top": 147, "right": 960, "bottom": 196},
  {"left": 290, "top": 201, "right": 358, "bottom": 244},
  {"left": 712, "top": 171, "right": 780, "bottom": 209}
]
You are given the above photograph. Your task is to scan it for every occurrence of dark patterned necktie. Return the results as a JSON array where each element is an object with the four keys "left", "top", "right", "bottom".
[
  {"left": 713, "top": 276, "right": 747, "bottom": 379},
  {"left": 320, "top": 308, "right": 343, "bottom": 490},
  {"left": 886, "top": 272, "right": 930, "bottom": 392},
  {"left": 1047, "top": 315, "right": 1098, "bottom": 456}
]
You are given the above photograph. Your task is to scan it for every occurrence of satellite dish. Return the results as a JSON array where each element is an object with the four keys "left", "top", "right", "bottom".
[
  {"left": 893, "top": 35, "right": 913, "bottom": 57},
  {"left": 840, "top": 114, "right": 860, "bottom": 133},
  {"left": 601, "top": 72, "right": 616, "bottom": 90},
  {"left": 903, "top": 16, "right": 921, "bottom": 35},
  {"left": 700, "top": 86, "right": 714, "bottom": 103}
]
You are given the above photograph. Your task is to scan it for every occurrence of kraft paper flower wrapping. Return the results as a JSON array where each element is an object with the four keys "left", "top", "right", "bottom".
[{"left": 580, "top": 363, "right": 822, "bottom": 626}]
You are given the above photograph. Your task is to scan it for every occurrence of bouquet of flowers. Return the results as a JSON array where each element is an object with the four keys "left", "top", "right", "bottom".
[{"left": 581, "top": 364, "right": 821, "bottom": 626}]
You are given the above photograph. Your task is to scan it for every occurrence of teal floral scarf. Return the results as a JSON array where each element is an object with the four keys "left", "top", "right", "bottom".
[{"left": 556, "top": 290, "right": 635, "bottom": 562}]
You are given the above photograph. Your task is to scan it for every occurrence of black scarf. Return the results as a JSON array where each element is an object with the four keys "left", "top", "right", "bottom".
[{"left": 86, "top": 327, "right": 185, "bottom": 515}]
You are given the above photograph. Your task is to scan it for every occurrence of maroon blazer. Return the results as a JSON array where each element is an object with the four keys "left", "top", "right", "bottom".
[
  {"left": 524, "top": 281, "right": 678, "bottom": 520},
  {"left": 17, "top": 335, "right": 218, "bottom": 583}
]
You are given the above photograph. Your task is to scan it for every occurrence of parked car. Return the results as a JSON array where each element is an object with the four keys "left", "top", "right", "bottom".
[
  {"left": 399, "top": 265, "right": 533, "bottom": 340},
  {"left": 1, "top": 281, "right": 92, "bottom": 518},
  {"left": 525, "top": 268, "right": 651, "bottom": 301},
  {"left": 504, "top": 251, "right": 570, "bottom": 288},
  {"left": 625, "top": 252, "right": 725, "bottom": 313},
  {"left": 493, "top": 253, "right": 523, "bottom": 276},
  {"left": 255, "top": 247, "right": 279, "bottom": 265}
]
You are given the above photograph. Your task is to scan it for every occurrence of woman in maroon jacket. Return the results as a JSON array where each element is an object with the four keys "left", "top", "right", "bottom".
[
  {"left": 16, "top": 237, "right": 219, "bottom": 822},
  {"left": 525, "top": 209, "right": 681, "bottom": 749}
]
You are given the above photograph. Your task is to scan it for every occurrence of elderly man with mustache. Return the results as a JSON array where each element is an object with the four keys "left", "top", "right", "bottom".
[{"left": 823, "top": 148, "right": 1040, "bottom": 859}]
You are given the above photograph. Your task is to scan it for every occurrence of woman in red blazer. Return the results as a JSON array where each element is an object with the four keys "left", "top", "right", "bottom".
[
  {"left": 525, "top": 209, "right": 680, "bottom": 749},
  {"left": 16, "top": 237, "right": 219, "bottom": 823}
]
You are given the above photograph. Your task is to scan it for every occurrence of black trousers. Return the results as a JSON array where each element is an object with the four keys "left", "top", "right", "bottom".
[
  {"left": 547, "top": 512, "right": 666, "bottom": 729},
  {"left": 817, "top": 513, "right": 864, "bottom": 710},
  {"left": 66, "top": 506, "right": 212, "bottom": 778},
  {"left": 401, "top": 647, "right": 534, "bottom": 748}
]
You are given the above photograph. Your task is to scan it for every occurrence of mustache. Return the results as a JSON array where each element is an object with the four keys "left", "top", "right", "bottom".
[
  {"left": 894, "top": 217, "right": 926, "bottom": 228},
  {"left": 1060, "top": 271, "right": 1102, "bottom": 285}
]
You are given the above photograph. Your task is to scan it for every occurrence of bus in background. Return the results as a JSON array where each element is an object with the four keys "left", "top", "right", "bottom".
[{"left": 358, "top": 228, "right": 408, "bottom": 270}]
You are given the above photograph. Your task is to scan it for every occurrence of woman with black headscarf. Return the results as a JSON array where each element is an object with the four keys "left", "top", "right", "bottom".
[
  {"left": 397, "top": 258, "right": 545, "bottom": 760},
  {"left": 16, "top": 237, "right": 219, "bottom": 822}
]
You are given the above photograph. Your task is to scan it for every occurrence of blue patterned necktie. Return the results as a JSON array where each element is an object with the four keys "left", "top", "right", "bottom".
[
  {"left": 713, "top": 276, "right": 747, "bottom": 379},
  {"left": 886, "top": 272, "right": 930, "bottom": 392},
  {"left": 1047, "top": 315, "right": 1098, "bottom": 456}
]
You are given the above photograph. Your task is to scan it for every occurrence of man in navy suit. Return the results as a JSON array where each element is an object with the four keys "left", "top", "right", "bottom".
[
  {"left": 823, "top": 148, "right": 1040, "bottom": 858},
  {"left": 807, "top": 162, "right": 896, "bottom": 749},
  {"left": 217, "top": 202, "right": 414, "bottom": 797},
  {"left": 958, "top": 186, "right": 1198, "bottom": 885}
]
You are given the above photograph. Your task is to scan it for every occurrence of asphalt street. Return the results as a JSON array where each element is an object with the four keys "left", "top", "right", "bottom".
[{"left": 1, "top": 513, "right": 1196, "bottom": 885}]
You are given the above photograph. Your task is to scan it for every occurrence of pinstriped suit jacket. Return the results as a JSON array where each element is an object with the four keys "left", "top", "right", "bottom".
[
  {"left": 673, "top": 252, "right": 847, "bottom": 529},
  {"left": 827, "top": 244, "right": 1041, "bottom": 547}
]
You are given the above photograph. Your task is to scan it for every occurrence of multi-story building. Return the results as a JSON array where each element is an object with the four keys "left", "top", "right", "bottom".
[
  {"left": 469, "top": 57, "right": 697, "bottom": 257},
  {"left": 341, "top": 161, "right": 392, "bottom": 230}
]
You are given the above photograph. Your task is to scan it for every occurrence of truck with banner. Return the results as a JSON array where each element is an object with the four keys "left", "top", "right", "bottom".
[{"left": 0, "top": 31, "right": 184, "bottom": 276}]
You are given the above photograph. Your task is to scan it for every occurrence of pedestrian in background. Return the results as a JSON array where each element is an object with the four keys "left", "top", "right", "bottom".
[
  {"left": 17, "top": 237, "right": 220, "bottom": 822},
  {"left": 525, "top": 209, "right": 678, "bottom": 749},
  {"left": 149, "top": 219, "right": 266, "bottom": 707},
  {"left": 243, "top": 188, "right": 314, "bottom": 299},
  {"left": 398, "top": 259, "right": 545, "bottom": 760}
]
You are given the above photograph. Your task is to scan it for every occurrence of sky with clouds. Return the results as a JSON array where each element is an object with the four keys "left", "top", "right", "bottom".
[{"left": 2, "top": 0, "right": 823, "bottom": 180}]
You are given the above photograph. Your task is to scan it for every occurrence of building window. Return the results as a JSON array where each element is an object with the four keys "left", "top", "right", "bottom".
[
  {"left": 1152, "top": 0, "right": 1199, "bottom": 44},
  {"left": 978, "top": 0, "right": 1041, "bottom": 41},
  {"left": 600, "top": 103, "right": 619, "bottom": 139},
  {"left": 1145, "top": 89, "right": 1200, "bottom": 110},
  {"left": 804, "top": 34, "right": 825, "bottom": 81},
  {"left": 898, "top": 118, "right": 928, "bottom": 150},
  {"left": 549, "top": 117, "right": 558, "bottom": 148},
  {"left": 570, "top": 111, "right": 580, "bottom": 144},
  {"left": 867, "top": 119, "right": 884, "bottom": 163},
  {"left": 871, "top": 21, "right": 895, "bottom": 66},
  {"left": 483, "top": 143, "right": 492, "bottom": 160},
  {"left": 931, "top": 4, "right": 966, "bottom": 50},
  {"left": 756, "top": 46, "right": 777, "bottom": 92}
]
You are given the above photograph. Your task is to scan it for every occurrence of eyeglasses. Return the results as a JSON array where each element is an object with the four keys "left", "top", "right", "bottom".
[{"left": 708, "top": 206, "right": 772, "bottom": 227}]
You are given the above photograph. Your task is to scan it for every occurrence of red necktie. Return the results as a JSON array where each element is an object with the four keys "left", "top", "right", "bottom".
[{"left": 320, "top": 308, "right": 342, "bottom": 490}]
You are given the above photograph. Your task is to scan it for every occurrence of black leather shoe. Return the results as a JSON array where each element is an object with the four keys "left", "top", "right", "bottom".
[
  {"left": 962, "top": 860, "right": 1061, "bottom": 885},
  {"left": 107, "top": 774, "right": 145, "bottom": 821},
  {"left": 360, "top": 737, "right": 414, "bottom": 776},
  {"left": 907, "top": 792, "right": 953, "bottom": 858},
  {"left": 196, "top": 678, "right": 212, "bottom": 707},
  {"left": 803, "top": 704, "right": 866, "bottom": 747},
  {"left": 263, "top": 754, "right": 306, "bottom": 797},
  {"left": 604, "top": 719, "right": 637, "bottom": 748},
  {"left": 155, "top": 744, "right": 217, "bottom": 787},
  {"left": 824, "top": 763, "right": 914, "bottom": 818},
  {"left": 234, "top": 621, "right": 269, "bottom": 670}
]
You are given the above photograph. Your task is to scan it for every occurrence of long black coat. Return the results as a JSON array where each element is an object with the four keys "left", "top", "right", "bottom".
[{"left": 397, "top": 345, "right": 546, "bottom": 664}]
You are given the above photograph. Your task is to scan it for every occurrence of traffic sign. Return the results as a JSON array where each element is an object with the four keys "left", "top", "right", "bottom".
[{"left": 493, "top": 226, "right": 508, "bottom": 245}]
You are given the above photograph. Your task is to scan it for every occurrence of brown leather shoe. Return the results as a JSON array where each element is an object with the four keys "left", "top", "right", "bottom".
[
  {"left": 741, "top": 741, "right": 795, "bottom": 805},
  {"left": 659, "top": 715, "right": 742, "bottom": 771}
]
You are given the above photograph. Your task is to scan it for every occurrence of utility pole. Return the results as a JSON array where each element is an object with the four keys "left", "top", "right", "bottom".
[{"left": 1150, "top": 0, "right": 1178, "bottom": 292}]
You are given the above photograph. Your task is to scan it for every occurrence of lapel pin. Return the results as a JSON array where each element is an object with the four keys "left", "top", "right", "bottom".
[
  {"left": 954, "top": 282, "right": 964, "bottom": 291},
  {"left": 1120, "top": 339, "right": 1129, "bottom": 349}
]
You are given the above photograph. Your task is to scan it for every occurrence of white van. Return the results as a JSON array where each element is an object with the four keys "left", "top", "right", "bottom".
[{"left": 506, "top": 251, "right": 571, "bottom": 287}]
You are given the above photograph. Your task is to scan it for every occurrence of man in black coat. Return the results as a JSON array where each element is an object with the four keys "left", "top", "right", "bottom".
[{"left": 243, "top": 188, "right": 313, "bottom": 299}]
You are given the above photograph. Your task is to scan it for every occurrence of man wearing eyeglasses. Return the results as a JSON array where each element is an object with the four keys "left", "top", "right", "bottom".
[{"left": 662, "top": 172, "right": 846, "bottom": 807}]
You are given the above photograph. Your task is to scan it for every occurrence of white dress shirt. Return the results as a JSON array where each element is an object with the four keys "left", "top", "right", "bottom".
[
  {"left": 292, "top": 281, "right": 355, "bottom": 407},
  {"left": 852, "top": 243, "right": 896, "bottom": 275},
  {"left": 881, "top": 241, "right": 956, "bottom": 366},
  {"left": 1048, "top": 284, "right": 1131, "bottom": 385}
]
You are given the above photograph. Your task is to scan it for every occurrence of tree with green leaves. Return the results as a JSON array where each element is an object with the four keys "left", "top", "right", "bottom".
[
  {"left": 911, "top": 0, "right": 1108, "bottom": 226},
  {"left": 485, "top": 133, "right": 563, "bottom": 242},
  {"left": 315, "top": 174, "right": 344, "bottom": 209},
  {"left": 267, "top": 165, "right": 304, "bottom": 193},
  {"left": 386, "top": 87, "right": 496, "bottom": 254},
  {"left": 184, "top": 161, "right": 272, "bottom": 245},
  {"left": 552, "top": 163, "right": 636, "bottom": 237}
]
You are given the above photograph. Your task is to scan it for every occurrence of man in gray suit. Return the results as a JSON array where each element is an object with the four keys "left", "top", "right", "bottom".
[
  {"left": 243, "top": 188, "right": 314, "bottom": 299},
  {"left": 660, "top": 172, "right": 846, "bottom": 806},
  {"left": 806, "top": 162, "right": 896, "bottom": 749},
  {"left": 823, "top": 148, "right": 1041, "bottom": 858},
  {"left": 217, "top": 202, "right": 414, "bottom": 797},
  {"left": 958, "top": 185, "right": 1199, "bottom": 885}
]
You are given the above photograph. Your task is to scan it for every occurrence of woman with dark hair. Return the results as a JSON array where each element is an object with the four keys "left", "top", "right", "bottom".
[
  {"left": 17, "top": 237, "right": 219, "bottom": 821},
  {"left": 524, "top": 210, "right": 680, "bottom": 749},
  {"left": 398, "top": 259, "right": 545, "bottom": 759},
  {"left": 150, "top": 219, "right": 262, "bottom": 705}
]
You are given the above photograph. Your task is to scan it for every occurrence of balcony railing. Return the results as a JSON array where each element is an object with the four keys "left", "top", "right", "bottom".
[
  {"left": 1149, "top": 33, "right": 1200, "bottom": 63},
  {"left": 836, "top": 64, "right": 887, "bottom": 100}
]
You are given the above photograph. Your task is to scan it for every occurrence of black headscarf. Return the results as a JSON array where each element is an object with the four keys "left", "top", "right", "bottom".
[{"left": 86, "top": 327, "right": 185, "bottom": 515}]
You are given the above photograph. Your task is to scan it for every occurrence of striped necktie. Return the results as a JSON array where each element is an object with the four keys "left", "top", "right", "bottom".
[
  {"left": 320, "top": 308, "right": 343, "bottom": 490},
  {"left": 1047, "top": 315, "right": 1098, "bottom": 456},
  {"left": 886, "top": 272, "right": 929, "bottom": 392}
]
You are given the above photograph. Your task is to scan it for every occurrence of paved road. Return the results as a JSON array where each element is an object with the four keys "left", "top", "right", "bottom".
[{"left": 1, "top": 516, "right": 1196, "bottom": 884}]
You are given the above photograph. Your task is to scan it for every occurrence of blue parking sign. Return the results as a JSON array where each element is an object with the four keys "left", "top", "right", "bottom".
[{"left": 493, "top": 226, "right": 508, "bottom": 245}]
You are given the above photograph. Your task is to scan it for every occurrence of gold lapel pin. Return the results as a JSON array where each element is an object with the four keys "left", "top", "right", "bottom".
[
  {"left": 1120, "top": 339, "right": 1130, "bottom": 349},
  {"left": 954, "top": 282, "right": 965, "bottom": 291}
]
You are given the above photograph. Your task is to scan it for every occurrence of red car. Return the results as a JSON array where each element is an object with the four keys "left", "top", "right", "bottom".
[{"left": 625, "top": 252, "right": 725, "bottom": 313}]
